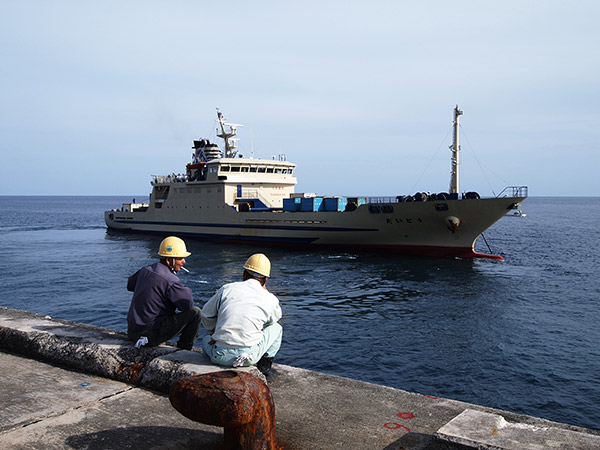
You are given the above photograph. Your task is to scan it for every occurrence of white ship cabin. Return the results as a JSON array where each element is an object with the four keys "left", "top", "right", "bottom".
[{"left": 146, "top": 156, "right": 297, "bottom": 212}]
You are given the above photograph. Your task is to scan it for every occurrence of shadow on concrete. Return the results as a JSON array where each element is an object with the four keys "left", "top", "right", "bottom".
[
  {"left": 64, "top": 426, "right": 223, "bottom": 450},
  {"left": 381, "top": 432, "right": 444, "bottom": 450}
]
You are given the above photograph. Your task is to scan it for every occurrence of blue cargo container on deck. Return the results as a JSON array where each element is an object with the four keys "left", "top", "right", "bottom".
[
  {"left": 301, "top": 197, "right": 323, "bottom": 212},
  {"left": 323, "top": 197, "right": 348, "bottom": 211},
  {"left": 347, "top": 197, "right": 366, "bottom": 206},
  {"left": 283, "top": 198, "right": 301, "bottom": 211}
]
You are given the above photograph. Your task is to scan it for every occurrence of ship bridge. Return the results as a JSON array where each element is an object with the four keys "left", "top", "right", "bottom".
[
  {"left": 209, "top": 157, "right": 297, "bottom": 210},
  {"left": 149, "top": 156, "right": 297, "bottom": 211}
]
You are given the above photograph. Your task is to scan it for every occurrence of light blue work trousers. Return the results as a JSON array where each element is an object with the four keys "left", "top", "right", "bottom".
[{"left": 201, "top": 322, "right": 283, "bottom": 367}]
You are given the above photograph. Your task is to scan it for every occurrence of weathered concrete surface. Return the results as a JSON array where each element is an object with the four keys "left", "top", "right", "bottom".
[
  {"left": 1, "top": 351, "right": 131, "bottom": 433},
  {"left": 1, "top": 306, "right": 599, "bottom": 449},
  {"left": 0, "top": 352, "right": 224, "bottom": 449},
  {"left": 436, "top": 409, "right": 600, "bottom": 449}
]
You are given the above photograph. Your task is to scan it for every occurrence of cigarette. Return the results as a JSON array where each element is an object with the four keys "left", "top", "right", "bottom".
[{"left": 180, "top": 267, "right": 190, "bottom": 273}]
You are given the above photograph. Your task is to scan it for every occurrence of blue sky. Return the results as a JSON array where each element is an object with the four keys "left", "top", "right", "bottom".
[{"left": 1, "top": 1, "right": 599, "bottom": 196}]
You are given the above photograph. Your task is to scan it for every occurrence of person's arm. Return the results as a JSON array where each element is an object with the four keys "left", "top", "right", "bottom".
[
  {"left": 167, "top": 282, "right": 194, "bottom": 311},
  {"left": 273, "top": 302, "right": 282, "bottom": 323},
  {"left": 270, "top": 292, "right": 282, "bottom": 323},
  {"left": 200, "top": 289, "right": 222, "bottom": 334},
  {"left": 127, "top": 270, "right": 140, "bottom": 292},
  {"left": 265, "top": 295, "right": 282, "bottom": 326}
]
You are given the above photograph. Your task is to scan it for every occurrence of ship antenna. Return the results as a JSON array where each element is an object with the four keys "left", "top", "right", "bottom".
[
  {"left": 449, "top": 105, "right": 463, "bottom": 195},
  {"left": 216, "top": 109, "right": 243, "bottom": 158}
]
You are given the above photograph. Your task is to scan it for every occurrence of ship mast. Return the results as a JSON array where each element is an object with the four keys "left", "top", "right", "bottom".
[
  {"left": 216, "top": 109, "right": 243, "bottom": 158},
  {"left": 449, "top": 105, "right": 463, "bottom": 195}
]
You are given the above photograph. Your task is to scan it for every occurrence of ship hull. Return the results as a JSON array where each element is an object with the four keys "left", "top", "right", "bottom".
[{"left": 105, "top": 196, "right": 524, "bottom": 259}]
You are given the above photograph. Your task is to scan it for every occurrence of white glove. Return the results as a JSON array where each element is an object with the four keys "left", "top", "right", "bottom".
[
  {"left": 135, "top": 336, "right": 149, "bottom": 348},
  {"left": 233, "top": 353, "right": 251, "bottom": 367}
]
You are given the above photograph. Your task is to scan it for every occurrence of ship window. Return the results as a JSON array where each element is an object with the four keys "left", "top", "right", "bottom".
[
  {"left": 221, "top": 166, "right": 230, "bottom": 172},
  {"left": 258, "top": 167, "right": 266, "bottom": 173},
  {"left": 241, "top": 166, "right": 249, "bottom": 172},
  {"left": 153, "top": 185, "right": 170, "bottom": 200},
  {"left": 231, "top": 166, "right": 241, "bottom": 172},
  {"left": 209, "top": 167, "right": 217, "bottom": 174},
  {"left": 266, "top": 168, "right": 274, "bottom": 173},
  {"left": 249, "top": 167, "right": 257, "bottom": 173},
  {"left": 288, "top": 169, "right": 294, "bottom": 174},
  {"left": 275, "top": 168, "right": 282, "bottom": 174}
]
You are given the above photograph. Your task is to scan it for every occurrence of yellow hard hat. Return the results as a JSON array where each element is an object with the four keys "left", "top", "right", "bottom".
[
  {"left": 243, "top": 253, "right": 271, "bottom": 278},
  {"left": 158, "top": 236, "right": 191, "bottom": 258}
]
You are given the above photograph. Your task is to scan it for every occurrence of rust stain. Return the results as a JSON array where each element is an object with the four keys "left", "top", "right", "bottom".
[
  {"left": 170, "top": 370, "right": 280, "bottom": 450},
  {"left": 116, "top": 362, "right": 145, "bottom": 384}
]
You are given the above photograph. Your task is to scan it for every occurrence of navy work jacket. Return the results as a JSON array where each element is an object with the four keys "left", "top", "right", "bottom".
[{"left": 126, "top": 262, "right": 193, "bottom": 331}]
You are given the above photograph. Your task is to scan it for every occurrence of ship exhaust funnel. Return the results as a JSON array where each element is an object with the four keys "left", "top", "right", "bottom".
[{"left": 449, "top": 105, "right": 463, "bottom": 195}]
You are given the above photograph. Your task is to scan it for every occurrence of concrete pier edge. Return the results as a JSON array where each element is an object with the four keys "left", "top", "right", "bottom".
[
  {"left": 1, "top": 306, "right": 598, "bottom": 449},
  {"left": 0, "top": 306, "right": 261, "bottom": 394}
]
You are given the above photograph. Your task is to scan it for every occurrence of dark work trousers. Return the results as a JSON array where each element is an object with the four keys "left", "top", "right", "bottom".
[{"left": 128, "top": 306, "right": 202, "bottom": 350}]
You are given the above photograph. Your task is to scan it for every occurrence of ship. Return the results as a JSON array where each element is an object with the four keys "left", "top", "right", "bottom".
[{"left": 105, "top": 106, "right": 527, "bottom": 260}]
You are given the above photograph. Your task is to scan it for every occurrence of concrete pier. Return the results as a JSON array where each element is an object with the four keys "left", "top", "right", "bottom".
[{"left": 1, "top": 306, "right": 598, "bottom": 449}]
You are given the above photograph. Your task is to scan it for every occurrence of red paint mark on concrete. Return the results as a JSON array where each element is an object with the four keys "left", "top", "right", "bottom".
[{"left": 384, "top": 423, "right": 411, "bottom": 432}]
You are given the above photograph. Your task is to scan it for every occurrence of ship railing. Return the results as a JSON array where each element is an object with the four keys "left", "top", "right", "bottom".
[
  {"left": 496, "top": 186, "right": 528, "bottom": 198},
  {"left": 151, "top": 174, "right": 188, "bottom": 185},
  {"left": 366, "top": 196, "right": 399, "bottom": 204},
  {"left": 237, "top": 189, "right": 274, "bottom": 209}
]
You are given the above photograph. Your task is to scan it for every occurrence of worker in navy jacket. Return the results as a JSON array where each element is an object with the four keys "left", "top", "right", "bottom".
[{"left": 127, "top": 236, "right": 201, "bottom": 350}]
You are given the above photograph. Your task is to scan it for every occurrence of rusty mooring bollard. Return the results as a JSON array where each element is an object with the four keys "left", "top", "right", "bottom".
[{"left": 169, "top": 370, "right": 279, "bottom": 450}]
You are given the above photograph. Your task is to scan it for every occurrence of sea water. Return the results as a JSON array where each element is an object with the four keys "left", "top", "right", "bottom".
[{"left": 0, "top": 196, "right": 598, "bottom": 430}]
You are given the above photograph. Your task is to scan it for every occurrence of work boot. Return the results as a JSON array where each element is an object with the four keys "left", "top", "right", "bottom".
[
  {"left": 177, "top": 341, "right": 193, "bottom": 351},
  {"left": 256, "top": 355, "right": 277, "bottom": 381}
]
